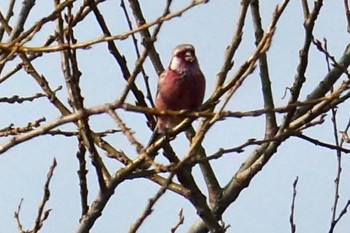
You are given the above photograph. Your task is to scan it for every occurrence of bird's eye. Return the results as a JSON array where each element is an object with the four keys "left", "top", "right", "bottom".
[
  {"left": 176, "top": 52, "right": 186, "bottom": 58},
  {"left": 176, "top": 50, "right": 194, "bottom": 58}
]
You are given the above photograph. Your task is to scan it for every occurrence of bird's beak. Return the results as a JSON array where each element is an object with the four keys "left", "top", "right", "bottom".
[{"left": 184, "top": 51, "right": 195, "bottom": 63}]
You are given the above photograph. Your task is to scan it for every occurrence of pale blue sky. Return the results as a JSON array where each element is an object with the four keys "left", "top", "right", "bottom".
[{"left": 1, "top": 0, "right": 350, "bottom": 232}]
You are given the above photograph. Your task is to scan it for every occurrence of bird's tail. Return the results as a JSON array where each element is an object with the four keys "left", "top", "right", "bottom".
[
  {"left": 147, "top": 128, "right": 161, "bottom": 147},
  {"left": 139, "top": 128, "right": 161, "bottom": 169}
]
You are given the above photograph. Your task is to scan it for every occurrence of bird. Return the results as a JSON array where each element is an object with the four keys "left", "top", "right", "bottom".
[{"left": 147, "top": 44, "right": 206, "bottom": 148}]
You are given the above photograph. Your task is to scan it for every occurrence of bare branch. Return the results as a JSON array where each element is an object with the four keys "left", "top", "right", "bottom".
[
  {"left": 0, "top": 0, "right": 209, "bottom": 54},
  {"left": 293, "top": 18, "right": 350, "bottom": 120},
  {"left": 0, "top": 88, "right": 61, "bottom": 104},
  {"left": 171, "top": 209, "right": 185, "bottom": 233},
  {"left": 329, "top": 200, "right": 350, "bottom": 233},
  {"left": 76, "top": 143, "right": 171, "bottom": 233},
  {"left": 13, "top": 159, "right": 58, "bottom": 233},
  {"left": 290, "top": 177, "right": 298, "bottom": 233},
  {"left": 250, "top": 0, "right": 278, "bottom": 137},
  {"left": 0, "top": 0, "right": 15, "bottom": 39},
  {"left": 284, "top": 0, "right": 324, "bottom": 126},
  {"left": 76, "top": 139, "right": 89, "bottom": 218},
  {"left": 294, "top": 134, "right": 350, "bottom": 154},
  {"left": 340, "top": 118, "right": 350, "bottom": 143},
  {"left": 215, "top": 0, "right": 251, "bottom": 89},
  {"left": 0, "top": 118, "right": 46, "bottom": 137},
  {"left": 107, "top": 109, "right": 144, "bottom": 153},
  {"left": 1, "top": 86, "right": 346, "bottom": 156},
  {"left": 301, "top": 0, "right": 310, "bottom": 19},
  {"left": 129, "top": 172, "right": 176, "bottom": 233},
  {"left": 186, "top": 127, "right": 222, "bottom": 204},
  {"left": 2, "top": 1, "right": 350, "bottom": 232},
  {"left": 58, "top": 2, "right": 108, "bottom": 190},
  {"left": 13, "top": 199, "right": 24, "bottom": 233},
  {"left": 8, "top": 0, "right": 35, "bottom": 40},
  {"left": 344, "top": 0, "right": 350, "bottom": 33},
  {"left": 32, "top": 158, "right": 57, "bottom": 233},
  {"left": 128, "top": 0, "right": 167, "bottom": 75}
]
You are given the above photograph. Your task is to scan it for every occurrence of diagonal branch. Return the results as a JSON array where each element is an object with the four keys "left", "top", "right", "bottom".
[
  {"left": 284, "top": 0, "right": 323, "bottom": 124},
  {"left": 57, "top": 3, "right": 107, "bottom": 190},
  {"left": 250, "top": 0, "right": 278, "bottom": 137},
  {"left": 127, "top": 0, "right": 166, "bottom": 75},
  {"left": 294, "top": 43, "right": 350, "bottom": 119},
  {"left": 215, "top": 0, "right": 251, "bottom": 89}
]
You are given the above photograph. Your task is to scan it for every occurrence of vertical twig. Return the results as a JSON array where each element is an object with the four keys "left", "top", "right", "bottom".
[
  {"left": 250, "top": 0, "right": 278, "bottom": 137},
  {"left": 76, "top": 139, "right": 89, "bottom": 218},
  {"left": 290, "top": 177, "right": 298, "bottom": 233},
  {"left": 0, "top": 0, "right": 15, "bottom": 39},
  {"left": 32, "top": 159, "right": 57, "bottom": 233},
  {"left": 301, "top": 0, "right": 310, "bottom": 19},
  {"left": 87, "top": 0, "right": 154, "bottom": 124},
  {"left": 128, "top": 172, "right": 177, "bottom": 233},
  {"left": 14, "top": 198, "right": 25, "bottom": 232},
  {"left": 315, "top": 35, "right": 350, "bottom": 233},
  {"left": 120, "top": 0, "right": 171, "bottom": 107},
  {"left": 58, "top": 2, "right": 108, "bottom": 191},
  {"left": 8, "top": 0, "right": 35, "bottom": 40},
  {"left": 289, "top": 0, "right": 324, "bottom": 121},
  {"left": 339, "top": 118, "right": 350, "bottom": 143},
  {"left": 188, "top": 1, "right": 292, "bottom": 232},
  {"left": 215, "top": 0, "right": 251, "bottom": 90},
  {"left": 127, "top": 0, "right": 165, "bottom": 75},
  {"left": 171, "top": 209, "right": 185, "bottom": 233},
  {"left": 329, "top": 119, "right": 350, "bottom": 232},
  {"left": 344, "top": 0, "right": 350, "bottom": 33},
  {"left": 0, "top": 0, "right": 36, "bottom": 73},
  {"left": 324, "top": 38, "right": 342, "bottom": 226}
]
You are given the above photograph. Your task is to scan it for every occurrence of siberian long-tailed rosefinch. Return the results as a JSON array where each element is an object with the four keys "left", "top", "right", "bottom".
[{"left": 148, "top": 44, "right": 206, "bottom": 145}]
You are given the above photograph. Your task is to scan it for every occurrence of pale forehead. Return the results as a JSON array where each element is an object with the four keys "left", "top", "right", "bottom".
[{"left": 172, "top": 44, "right": 195, "bottom": 55}]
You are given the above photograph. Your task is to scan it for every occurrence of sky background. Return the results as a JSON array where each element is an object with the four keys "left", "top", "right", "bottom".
[{"left": 1, "top": 0, "right": 350, "bottom": 232}]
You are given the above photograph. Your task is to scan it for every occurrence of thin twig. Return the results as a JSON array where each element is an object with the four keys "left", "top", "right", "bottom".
[
  {"left": 0, "top": 89, "right": 61, "bottom": 104},
  {"left": 32, "top": 158, "right": 57, "bottom": 233},
  {"left": 294, "top": 134, "right": 350, "bottom": 154},
  {"left": 329, "top": 200, "right": 350, "bottom": 233},
  {"left": 250, "top": 0, "right": 278, "bottom": 137},
  {"left": 290, "top": 177, "right": 298, "bottom": 233},
  {"left": 285, "top": 0, "right": 323, "bottom": 125},
  {"left": 0, "top": 0, "right": 104, "bottom": 84},
  {"left": 171, "top": 209, "right": 185, "bottom": 233},
  {"left": 0, "top": 0, "right": 15, "bottom": 39},
  {"left": 0, "top": 0, "right": 209, "bottom": 54},
  {"left": 14, "top": 198, "right": 24, "bottom": 233},
  {"left": 58, "top": 2, "right": 107, "bottom": 191},
  {"left": 0, "top": 118, "right": 46, "bottom": 136},
  {"left": 344, "top": 0, "right": 350, "bottom": 33},
  {"left": 107, "top": 109, "right": 144, "bottom": 153},
  {"left": 1, "top": 85, "right": 347, "bottom": 156},
  {"left": 120, "top": 0, "right": 155, "bottom": 107},
  {"left": 215, "top": 0, "right": 250, "bottom": 89},
  {"left": 76, "top": 139, "right": 89, "bottom": 218},
  {"left": 340, "top": 118, "right": 350, "bottom": 143},
  {"left": 128, "top": 172, "right": 177, "bottom": 233}
]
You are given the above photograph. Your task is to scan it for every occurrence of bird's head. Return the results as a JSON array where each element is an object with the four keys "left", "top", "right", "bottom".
[{"left": 169, "top": 44, "right": 199, "bottom": 72}]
